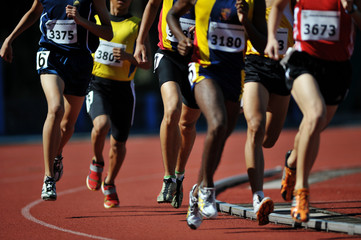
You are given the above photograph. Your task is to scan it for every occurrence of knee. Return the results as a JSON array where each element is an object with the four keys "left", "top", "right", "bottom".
[
  {"left": 208, "top": 118, "right": 227, "bottom": 139},
  {"left": 93, "top": 117, "right": 110, "bottom": 136},
  {"left": 246, "top": 115, "right": 265, "bottom": 142},
  {"left": 163, "top": 105, "right": 181, "bottom": 126},
  {"left": 302, "top": 111, "right": 326, "bottom": 136},
  {"left": 48, "top": 104, "right": 65, "bottom": 121}
]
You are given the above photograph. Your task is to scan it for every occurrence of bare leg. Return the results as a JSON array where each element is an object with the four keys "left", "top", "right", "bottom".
[
  {"left": 40, "top": 74, "right": 65, "bottom": 177},
  {"left": 105, "top": 135, "right": 126, "bottom": 184},
  {"left": 176, "top": 104, "right": 201, "bottom": 174},
  {"left": 159, "top": 81, "right": 182, "bottom": 177}
]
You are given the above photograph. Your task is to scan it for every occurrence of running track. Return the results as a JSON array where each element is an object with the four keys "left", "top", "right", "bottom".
[{"left": 0, "top": 126, "right": 360, "bottom": 239}]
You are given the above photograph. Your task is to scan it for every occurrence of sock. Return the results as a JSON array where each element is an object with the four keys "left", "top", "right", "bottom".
[
  {"left": 175, "top": 170, "right": 185, "bottom": 181},
  {"left": 253, "top": 191, "right": 264, "bottom": 207},
  {"left": 164, "top": 175, "right": 176, "bottom": 183}
]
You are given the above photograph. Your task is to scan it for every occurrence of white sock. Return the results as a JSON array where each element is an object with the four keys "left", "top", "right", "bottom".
[{"left": 253, "top": 191, "right": 264, "bottom": 207}]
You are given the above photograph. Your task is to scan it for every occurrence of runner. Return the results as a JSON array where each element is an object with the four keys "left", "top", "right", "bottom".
[
  {"left": 85, "top": 0, "right": 151, "bottom": 208},
  {"left": 0, "top": 0, "right": 112, "bottom": 201},
  {"left": 242, "top": 0, "right": 295, "bottom": 225},
  {"left": 134, "top": 0, "right": 201, "bottom": 209},
  {"left": 167, "top": 0, "right": 267, "bottom": 229},
  {"left": 265, "top": 0, "right": 361, "bottom": 222}
]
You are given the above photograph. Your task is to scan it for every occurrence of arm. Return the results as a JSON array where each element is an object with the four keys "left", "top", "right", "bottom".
[
  {"left": 134, "top": 0, "right": 163, "bottom": 63},
  {"left": 237, "top": 0, "right": 268, "bottom": 54},
  {"left": 0, "top": 0, "right": 43, "bottom": 63},
  {"left": 264, "top": 0, "right": 288, "bottom": 60},
  {"left": 66, "top": 0, "right": 113, "bottom": 41},
  {"left": 166, "top": 0, "right": 195, "bottom": 56},
  {"left": 342, "top": 0, "right": 361, "bottom": 30},
  {"left": 113, "top": 36, "right": 152, "bottom": 69}
]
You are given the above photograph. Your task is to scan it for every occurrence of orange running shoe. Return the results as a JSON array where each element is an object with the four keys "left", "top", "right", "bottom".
[
  {"left": 281, "top": 150, "right": 296, "bottom": 201},
  {"left": 101, "top": 182, "right": 120, "bottom": 209},
  {"left": 291, "top": 188, "right": 310, "bottom": 222}
]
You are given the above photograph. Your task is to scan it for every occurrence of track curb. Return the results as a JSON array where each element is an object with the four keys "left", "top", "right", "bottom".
[{"left": 214, "top": 167, "right": 361, "bottom": 236}]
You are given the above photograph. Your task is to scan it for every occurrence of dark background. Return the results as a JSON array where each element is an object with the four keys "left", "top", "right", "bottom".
[{"left": 0, "top": 0, "right": 360, "bottom": 138}]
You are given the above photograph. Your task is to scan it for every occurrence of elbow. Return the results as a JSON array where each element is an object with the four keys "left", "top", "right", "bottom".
[{"left": 103, "top": 27, "right": 114, "bottom": 41}]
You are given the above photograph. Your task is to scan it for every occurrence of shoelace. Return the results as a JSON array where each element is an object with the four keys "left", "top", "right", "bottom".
[
  {"left": 45, "top": 180, "right": 55, "bottom": 191},
  {"left": 298, "top": 192, "right": 309, "bottom": 210}
]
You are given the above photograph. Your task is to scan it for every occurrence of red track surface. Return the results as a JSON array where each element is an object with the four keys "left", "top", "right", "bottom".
[{"left": 0, "top": 126, "right": 360, "bottom": 239}]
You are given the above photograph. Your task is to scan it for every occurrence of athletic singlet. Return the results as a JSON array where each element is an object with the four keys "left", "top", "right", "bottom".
[
  {"left": 92, "top": 14, "right": 140, "bottom": 82},
  {"left": 246, "top": 0, "right": 294, "bottom": 57},
  {"left": 39, "top": 0, "right": 98, "bottom": 54},
  {"left": 158, "top": 0, "right": 196, "bottom": 51},
  {"left": 192, "top": 0, "right": 246, "bottom": 69},
  {"left": 293, "top": 0, "right": 354, "bottom": 61}
]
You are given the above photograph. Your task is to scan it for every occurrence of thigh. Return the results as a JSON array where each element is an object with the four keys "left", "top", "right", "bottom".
[
  {"left": 194, "top": 78, "right": 226, "bottom": 126},
  {"left": 243, "top": 82, "right": 269, "bottom": 123},
  {"left": 264, "top": 94, "right": 290, "bottom": 147},
  {"left": 40, "top": 74, "right": 64, "bottom": 109},
  {"left": 291, "top": 73, "right": 325, "bottom": 117},
  {"left": 180, "top": 104, "right": 201, "bottom": 126},
  {"left": 63, "top": 94, "right": 85, "bottom": 126}
]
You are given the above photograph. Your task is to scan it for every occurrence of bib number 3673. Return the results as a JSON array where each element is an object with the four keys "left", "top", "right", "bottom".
[{"left": 300, "top": 10, "right": 340, "bottom": 41}]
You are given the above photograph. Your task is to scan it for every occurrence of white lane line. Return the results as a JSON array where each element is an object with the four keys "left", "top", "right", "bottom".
[{"left": 21, "top": 186, "right": 114, "bottom": 240}]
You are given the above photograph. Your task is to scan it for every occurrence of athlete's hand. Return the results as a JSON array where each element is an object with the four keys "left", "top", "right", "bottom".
[
  {"left": 236, "top": 0, "right": 249, "bottom": 24},
  {"left": 66, "top": 5, "right": 80, "bottom": 22},
  {"left": 264, "top": 37, "right": 280, "bottom": 60},
  {"left": 177, "top": 38, "right": 193, "bottom": 56},
  {"left": 113, "top": 47, "right": 130, "bottom": 61},
  {"left": 0, "top": 38, "right": 13, "bottom": 63},
  {"left": 134, "top": 43, "right": 148, "bottom": 64}
]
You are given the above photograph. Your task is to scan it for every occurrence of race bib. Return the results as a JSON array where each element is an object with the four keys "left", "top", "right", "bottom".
[
  {"left": 166, "top": 18, "right": 195, "bottom": 42},
  {"left": 208, "top": 21, "right": 245, "bottom": 52},
  {"left": 46, "top": 20, "right": 77, "bottom": 44},
  {"left": 300, "top": 10, "right": 340, "bottom": 41},
  {"left": 36, "top": 50, "right": 50, "bottom": 70},
  {"left": 276, "top": 28, "right": 289, "bottom": 55},
  {"left": 94, "top": 40, "right": 126, "bottom": 67},
  {"left": 187, "top": 62, "right": 197, "bottom": 87}
]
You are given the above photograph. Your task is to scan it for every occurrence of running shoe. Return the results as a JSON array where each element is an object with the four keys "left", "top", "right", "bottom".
[
  {"left": 86, "top": 159, "right": 104, "bottom": 191},
  {"left": 281, "top": 150, "right": 296, "bottom": 202},
  {"left": 171, "top": 177, "right": 184, "bottom": 208},
  {"left": 101, "top": 182, "right": 120, "bottom": 209},
  {"left": 254, "top": 195, "right": 274, "bottom": 225},
  {"left": 53, "top": 155, "right": 63, "bottom": 182},
  {"left": 291, "top": 188, "right": 310, "bottom": 222},
  {"left": 186, "top": 184, "right": 203, "bottom": 230},
  {"left": 198, "top": 186, "right": 218, "bottom": 218},
  {"left": 157, "top": 178, "right": 177, "bottom": 203},
  {"left": 41, "top": 176, "right": 57, "bottom": 201}
]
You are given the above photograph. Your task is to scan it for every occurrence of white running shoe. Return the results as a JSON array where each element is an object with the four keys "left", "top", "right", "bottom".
[
  {"left": 186, "top": 184, "right": 203, "bottom": 229},
  {"left": 41, "top": 176, "right": 57, "bottom": 201},
  {"left": 254, "top": 195, "right": 274, "bottom": 225},
  {"left": 198, "top": 186, "right": 218, "bottom": 218}
]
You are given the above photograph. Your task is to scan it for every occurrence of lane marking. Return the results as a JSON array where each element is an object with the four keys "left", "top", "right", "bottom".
[{"left": 21, "top": 186, "right": 114, "bottom": 240}]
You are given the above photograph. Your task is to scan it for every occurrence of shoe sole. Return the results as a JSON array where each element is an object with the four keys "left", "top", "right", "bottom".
[
  {"left": 187, "top": 223, "right": 199, "bottom": 230},
  {"left": 104, "top": 203, "right": 120, "bottom": 209},
  {"left": 41, "top": 196, "right": 57, "bottom": 201},
  {"left": 257, "top": 199, "right": 274, "bottom": 225},
  {"left": 86, "top": 176, "right": 101, "bottom": 191}
]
